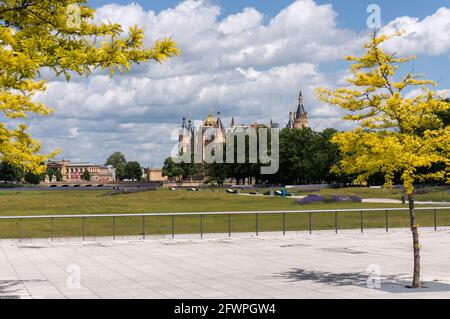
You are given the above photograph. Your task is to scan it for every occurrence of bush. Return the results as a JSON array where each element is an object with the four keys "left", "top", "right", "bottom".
[
  {"left": 295, "top": 194, "right": 325, "bottom": 204},
  {"left": 24, "top": 172, "right": 42, "bottom": 184}
]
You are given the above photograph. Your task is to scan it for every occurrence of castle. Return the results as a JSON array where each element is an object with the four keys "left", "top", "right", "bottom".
[
  {"left": 286, "top": 91, "right": 309, "bottom": 129},
  {"left": 178, "top": 90, "right": 308, "bottom": 161}
]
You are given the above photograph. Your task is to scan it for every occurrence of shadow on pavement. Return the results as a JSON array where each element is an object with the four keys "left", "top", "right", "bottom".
[
  {"left": 273, "top": 268, "right": 450, "bottom": 293},
  {"left": 0, "top": 279, "right": 45, "bottom": 294}
]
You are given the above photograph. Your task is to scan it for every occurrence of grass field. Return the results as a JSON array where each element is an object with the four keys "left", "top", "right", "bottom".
[{"left": 0, "top": 188, "right": 449, "bottom": 239}]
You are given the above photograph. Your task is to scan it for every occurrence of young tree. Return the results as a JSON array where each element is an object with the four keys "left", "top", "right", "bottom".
[
  {"left": 317, "top": 33, "right": 450, "bottom": 288},
  {"left": 0, "top": 1, "right": 179, "bottom": 174}
]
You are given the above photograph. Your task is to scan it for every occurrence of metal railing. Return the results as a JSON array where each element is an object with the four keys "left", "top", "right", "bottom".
[{"left": 0, "top": 207, "right": 449, "bottom": 241}]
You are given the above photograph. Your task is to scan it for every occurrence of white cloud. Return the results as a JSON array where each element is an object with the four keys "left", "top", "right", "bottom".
[
  {"left": 381, "top": 7, "right": 450, "bottom": 55},
  {"left": 218, "top": 7, "right": 263, "bottom": 34}
]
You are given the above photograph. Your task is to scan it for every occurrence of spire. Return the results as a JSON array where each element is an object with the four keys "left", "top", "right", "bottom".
[
  {"left": 286, "top": 111, "right": 294, "bottom": 128},
  {"left": 187, "top": 119, "right": 193, "bottom": 134},
  {"left": 296, "top": 90, "right": 307, "bottom": 118},
  {"left": 230, "top": 117, "right": 235, "bottom": 128},
  {"left": 216, "top": 111, "right": 224, "bottom": 129},
  {"left": 181, "top": 117, "right": 186, "bottom": 129}
]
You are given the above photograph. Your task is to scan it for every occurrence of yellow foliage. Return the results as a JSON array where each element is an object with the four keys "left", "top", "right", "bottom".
[
  {"left": 316, "top": 33, "right": 450, "bottom": 194},
  {"left": 0, "top": 0, "right": 180, "bottom": 173}
]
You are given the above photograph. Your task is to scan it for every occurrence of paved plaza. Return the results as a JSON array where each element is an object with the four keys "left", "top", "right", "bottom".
[{"left": 1, "top": 228, "right": 450, "bottom": 299}]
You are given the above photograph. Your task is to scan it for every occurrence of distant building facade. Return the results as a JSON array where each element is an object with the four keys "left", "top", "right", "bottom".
[
  {"left": 147, "top": 168, "right": 168, "bottom": 182},
  {"left": 46, "top": 160, "right": 115, "bottom": 182}
]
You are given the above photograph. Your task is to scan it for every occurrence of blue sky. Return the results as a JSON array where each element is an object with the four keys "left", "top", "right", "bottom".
[{"left": 31, "top": 1, "right": 450, "bottom": 166}]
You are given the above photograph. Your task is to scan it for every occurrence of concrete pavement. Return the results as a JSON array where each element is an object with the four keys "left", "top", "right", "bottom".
[{"left": 1, "top": 228, "right": 450, "bottom": 299}]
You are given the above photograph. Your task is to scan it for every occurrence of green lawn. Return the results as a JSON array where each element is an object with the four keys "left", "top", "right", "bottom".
[{"left": 0, "top": 189, "right": 448, "bottom": 239}]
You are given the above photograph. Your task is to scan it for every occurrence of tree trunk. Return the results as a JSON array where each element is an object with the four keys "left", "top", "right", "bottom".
[{"left": 408, "top": 193, "right": 421, "bottom": 288}]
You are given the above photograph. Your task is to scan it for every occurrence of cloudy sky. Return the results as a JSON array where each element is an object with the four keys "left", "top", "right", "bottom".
[{"left": 30, "top": 0, "right": 450, "bottom": 167}]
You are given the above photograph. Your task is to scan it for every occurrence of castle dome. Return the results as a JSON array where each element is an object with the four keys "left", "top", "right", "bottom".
[{"left": 203, "top": 112, "right": 217, "bottom": 127}]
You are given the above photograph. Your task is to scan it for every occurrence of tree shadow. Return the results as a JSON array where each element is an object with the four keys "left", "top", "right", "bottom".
[
  {"left": 0, "top": 279, "right": 45, "bottom": 294},
  {"left": 273, "top": 268, "right": 450, "bottom": 293}
]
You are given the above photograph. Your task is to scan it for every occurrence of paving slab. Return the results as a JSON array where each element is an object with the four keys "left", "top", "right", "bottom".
[{"left": 0, "top": 228, "right": 450, "bottom": 299}]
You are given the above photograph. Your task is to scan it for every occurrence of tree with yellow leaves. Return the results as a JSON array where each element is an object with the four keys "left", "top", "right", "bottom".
[
  {"left": 0, "top": 0, "right": 179, "bottom": 174},
  {"left": 317, "top": 33, "right": 450, "bottom": 288}
]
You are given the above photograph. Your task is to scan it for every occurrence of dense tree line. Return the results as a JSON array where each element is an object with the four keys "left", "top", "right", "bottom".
[
  {"left": 162, "top": 127, "right": 347, "bottom": 185},
  {"left": 105, "top": 152, "right": 143, "bottom": 181},
  {"left": 0, "top": 162, "right": 45, "bottom": 184}
]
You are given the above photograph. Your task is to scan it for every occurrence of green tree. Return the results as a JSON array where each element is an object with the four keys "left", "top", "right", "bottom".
[
  {"left": 278, "top": 128, "right": 340, "bottom": 184},
  {"left": 0, "top": 1, "right": 179, "bottom": 174},
  {"left": 162, "top": 156, "right": 197, "bottom": 182},
  {"left": 162, "top": 157, "right": 183, "bottom": 180},
  {"left": 0, "top": 162, "right": 22, "bottom": 183},
  {"left": 55, "top": 170, "right": 63, "bottom": 182},
  {"left": 317, "top": 33, "right": 450, "bottom": 288},
  {"left": 105, "top": 152, "right": 127, "bottom": 180},
  {"left": 46, "top": 166, "right": 60, "bottom": 182},
  {"left": 204, "top": 142, "right": 228, "bottom": 186},
  {"left": 81, "top": 169, "right": 91, "bottom": 181},
  {"left": 124, "top": 161, "right": 142, "bottom": 181},
  {"left": 105, "top": 152, "right": 127, "bottom": 168}
]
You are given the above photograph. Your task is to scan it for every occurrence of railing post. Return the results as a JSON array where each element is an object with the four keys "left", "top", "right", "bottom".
[
  {"left": 200, "top": 214, "right": 203, "bottom": 239},
  {"left": 309, "top": 212, "right": 312, "bottom": 235},
  {"left": 113, "top": 216, "right": 116, "bottom": 240},
  {"left": 385, "top": 210, "right": 389, "bottom": 232},
  {"left": 434, "top": 208, "right": 437, "bottom": 231},
  {"left": 282, "top": 213, "right": 286, "bottom": 236},
  {"left": 19, "top": 218, "right": 23, "bottom": 242},
  {"left": 360, "top": 211, "right": 364, "bottom": 233},
  {"left": 256, "top": 213, "right": 259, "bottom": 237},
  {"left": 82, "top": 217, "right": 85, "bottom": 241},
  {"left": 51, "top": 217, "right": 54, "bottom": 242},
  {"left": 142, "top": 216, "right": 146, "bottom": 240},
  {"left": 171, "top": 215, "right": 175, "bottom": 239},
  {"left": 228, "top": 214, "right": 231, "bottom": 237},
  {"left": 335, "top": 211, "right": 338, "bottom": 234}
]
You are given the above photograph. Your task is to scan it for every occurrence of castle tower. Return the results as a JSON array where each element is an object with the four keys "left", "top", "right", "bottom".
[
  {"left": 215, "top": 112, "right": 225, "bottom": 143},
  {"left": 286, "top": 112, "right": 295, "bottom": 129},
  {"left": 179, "top": 117, "right": 192, "bottom": 154},
  {"left": 286, "top": 90, "right": 309, "bottom": 128}
]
